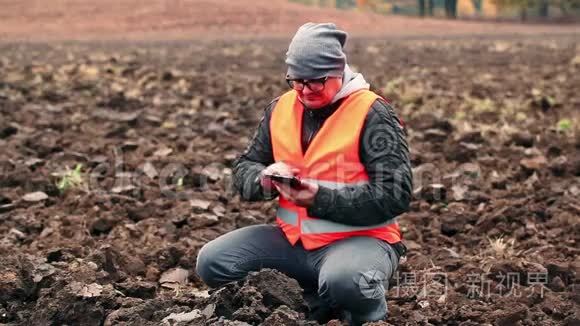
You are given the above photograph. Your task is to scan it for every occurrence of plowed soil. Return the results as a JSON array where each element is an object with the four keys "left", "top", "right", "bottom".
[{"left": 1, "top": 18, "right": 579, "bottom": 326}]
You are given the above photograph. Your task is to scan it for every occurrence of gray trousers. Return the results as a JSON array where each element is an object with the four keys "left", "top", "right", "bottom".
[{"left": 195, "top": 224, "right": 400, "bottom": 325}]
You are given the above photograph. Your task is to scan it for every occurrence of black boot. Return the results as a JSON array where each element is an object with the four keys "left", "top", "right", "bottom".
[{"left": 303, "top": 290, "right": 341, "bottom": 324}]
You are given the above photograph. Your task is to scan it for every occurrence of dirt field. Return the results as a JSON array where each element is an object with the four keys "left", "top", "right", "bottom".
[
  {"left": 1, "top": 0, "right": 579, "bottom": 40},
  {"left": 1, "top": 35, "right": 579, "bottom": 325},
  {"left": 1, "top": 0, "right": 580, "bottom": 324}
]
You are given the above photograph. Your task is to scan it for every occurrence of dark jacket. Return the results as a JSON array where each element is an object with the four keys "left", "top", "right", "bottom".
[{"left": 232, "top": 95, "right": 413, "bottom": 226}]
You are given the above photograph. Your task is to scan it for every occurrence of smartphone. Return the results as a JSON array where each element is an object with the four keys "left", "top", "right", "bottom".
[{"left": 263, "top": 174, "right": 303, "bottom": 189}]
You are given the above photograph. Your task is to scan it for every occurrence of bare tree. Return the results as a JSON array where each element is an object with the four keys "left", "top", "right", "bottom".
[
  {"left": 418, "top": 0, "right": 435, "bottom": 17},
  {"left": 445, "top": 0, "right": 458, "bottom": 18}
]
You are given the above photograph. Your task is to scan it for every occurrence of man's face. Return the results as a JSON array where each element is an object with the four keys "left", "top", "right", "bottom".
[{"left": 290, "top": 76, "right": 343, "bottom": 109}]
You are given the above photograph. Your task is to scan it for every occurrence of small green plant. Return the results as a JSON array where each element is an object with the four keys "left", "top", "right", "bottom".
[
  {"left": 557, "top": 118, "right": 573, "bottom": 132},
  {"left": 56, "top": 164, "right": 84, "bottom": 193}
]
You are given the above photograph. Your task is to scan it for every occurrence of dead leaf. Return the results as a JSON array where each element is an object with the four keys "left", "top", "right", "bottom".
[
  {"left": 22, "top": 191, "right": 48, "bottom": 202},
  {"left": 201, "top": 303, "right": 215, "bottom": 319},
  {"left": 414, "top": 184, "right": 447, "bottom": 203},
  {"left": 90, "top": 155, "right": 109, "bottom": 164},
  {"left": 520, "top": 156, "right": 547, "bottom": 171},
  {"left": 111, "top": 184, "right": 136, "bottom": 194},
  {"left": 162, "top": 310, "right": 202, "bottom": 325},
  {"left": 188, "top": 214, "right": 219, "bottom": 228},
  {"left": 524, "top": 172, "right": 540, "bottom": 188},
  {"left": 153, "top": 147, "right": 173, "bottom": 157},
  {"left": 404, "top": 240, "right": 422, "bottom": 250},
  {"left": 192, "top": 288, "right": 210, "bottom": 299},
  {"left": 0, "top": 203, "right": 16, "bottom": 213},
  {"left": 91, "top": 109, "right": 141, "bottom": 122},
  {"left": 121, "top": 141, "right": 139, "bottom": 151},
  {"left": 142, "top": 162, "right": 158, "bottom": 179},
  {"left": 80, "top": 283, "right": 103, "bottom": 298},
  {"left": 190, "top": 199, "right": 211, "bottom": 211},
  {"left": 212, "top": 205, "right": 226, "bottom": 217},
  {"left": 9, "top": 228, "right": 26, "bottom": 240},
  {"left": 525, "top": 221, "right": 537, "bottom": 232},
  {"left": 24, "top": 158, "right": 44, "bottom": 168},
  {"left": 451, "top": 185, "right": 468, "bottom": 202},
  {"left": 202, "top": 165, "right": 221, "bottom": 182},
  {"left": 423, "top": 129, "right": 448, "bottom": 142},
  {"left": 33, "top": 263, "right": 56, "bottom": 283},
  {"left": 159, "top": 268, "right": 189, "bottom": 289},
  {"left": 443, "top": 248, "right": 461, "bottom": 258}
]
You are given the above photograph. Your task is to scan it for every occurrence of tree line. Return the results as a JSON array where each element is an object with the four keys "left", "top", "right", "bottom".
[{"left": 417, "top": 0, "right": 580, "bottom": 19}]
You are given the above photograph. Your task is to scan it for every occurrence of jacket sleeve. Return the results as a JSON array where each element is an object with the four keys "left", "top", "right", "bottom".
[
  {"left": 232, "top": 100, "right": 279, "bottom": 201},
  {"left": 306, "top": 98, "right": 413, "bottom": 226}
]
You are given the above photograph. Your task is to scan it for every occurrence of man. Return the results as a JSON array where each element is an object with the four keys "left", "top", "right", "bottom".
[{"left": 196, "top": 23, "right": 412, "bottom": 325}]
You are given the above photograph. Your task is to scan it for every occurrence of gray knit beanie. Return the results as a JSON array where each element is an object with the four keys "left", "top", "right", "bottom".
[{"left": 285, "top": 22, "right": 347, "bottom": 80}]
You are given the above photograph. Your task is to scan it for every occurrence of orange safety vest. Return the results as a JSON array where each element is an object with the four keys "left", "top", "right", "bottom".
[{"left": 270, "top": 89, "right": 402, "bottom": 250}]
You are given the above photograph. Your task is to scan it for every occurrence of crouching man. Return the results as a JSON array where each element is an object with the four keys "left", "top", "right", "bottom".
[{"left": 196, "top": 22, "right": 412, "bottom": 325}]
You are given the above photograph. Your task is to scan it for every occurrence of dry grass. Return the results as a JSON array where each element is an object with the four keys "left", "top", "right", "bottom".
[
  {"left": 470, "top": 236, "right": 525, "bottom": 273},
  {"left": 487, "top": 236, "right": 518, "bottom": 259}
]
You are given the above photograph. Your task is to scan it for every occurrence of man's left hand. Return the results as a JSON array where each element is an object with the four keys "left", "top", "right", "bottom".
[{"left": 273, "top": 179, "right": 319, "bottom": 208}]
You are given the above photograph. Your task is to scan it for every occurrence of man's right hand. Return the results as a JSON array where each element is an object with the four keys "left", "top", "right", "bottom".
[{"left": 260, "top": 162, "right": 297, "bottom": 192}]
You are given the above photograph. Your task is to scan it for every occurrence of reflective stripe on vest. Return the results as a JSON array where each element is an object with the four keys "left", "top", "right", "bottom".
[
  {"left": 277, "top": 207, "right": 299, "bottom": 225},
  {"left": 301, "top": 217, "right": 397, "bottom": 234},
  {"left": 301, "top": 178, "right": 369, "bottom": 190},
  {"left": 276, "top": 206, "right": 397, "bottom": 233}
]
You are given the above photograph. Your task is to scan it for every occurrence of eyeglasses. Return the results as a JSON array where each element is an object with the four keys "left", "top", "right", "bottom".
[{"left": 286, "top": 76, "right": 330, "bottom": 92}]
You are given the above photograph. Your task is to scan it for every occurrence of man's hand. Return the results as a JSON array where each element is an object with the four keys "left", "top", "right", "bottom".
[
  {"left": 274, "top": 179, "right": 319, "bottom": 208},
  {"left": 259, "top": 162, "right": 296, "bottom": 192}
]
